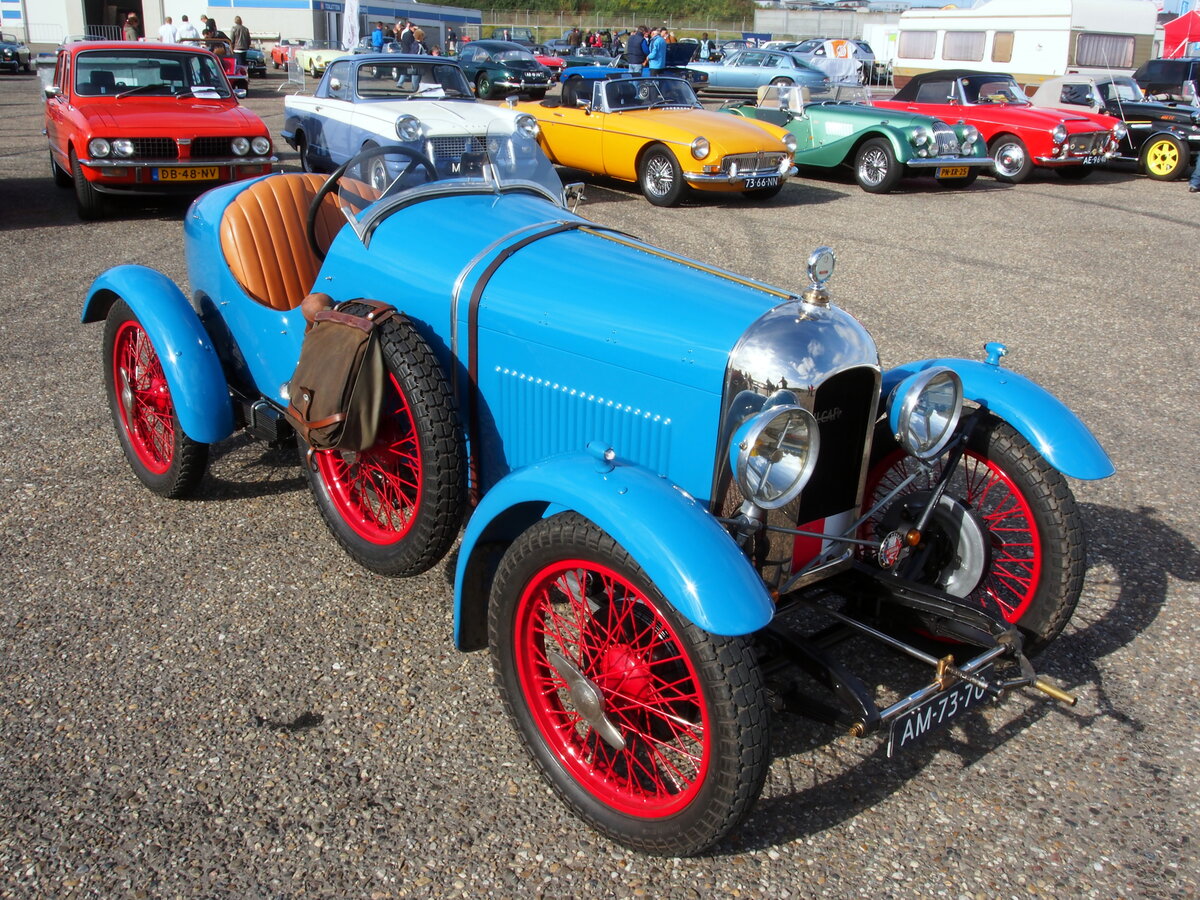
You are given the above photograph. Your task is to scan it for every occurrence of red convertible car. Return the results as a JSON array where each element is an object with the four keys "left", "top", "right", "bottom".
[
  {"left": 874, "top": 70, "right": 1125, "bottom": 183},
  {"left": 44, "top": 41, "right": 275, "bottom": 219}
]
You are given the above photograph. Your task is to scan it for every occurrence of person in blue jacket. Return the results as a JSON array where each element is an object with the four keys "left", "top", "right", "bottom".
[
  {"left": 626, "top": 26, "right": 648, "bottom": 76},
  {"left": 647, "top": 27, "right": 667, "bottom": 76},
  {"left": 371, "top": 22, "right": 384, "bottom": 52}
]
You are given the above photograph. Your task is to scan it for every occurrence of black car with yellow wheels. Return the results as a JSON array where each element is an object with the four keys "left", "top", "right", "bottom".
[{"left": 1031, "top": 73, "right": 1200, "bottom": 181}]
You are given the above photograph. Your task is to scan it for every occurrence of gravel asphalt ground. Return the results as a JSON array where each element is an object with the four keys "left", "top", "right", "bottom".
[{"left": 1, "top": 67, "right": 1198, "bottom": 898}]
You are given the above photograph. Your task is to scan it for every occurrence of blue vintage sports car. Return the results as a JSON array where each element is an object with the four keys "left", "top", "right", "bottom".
[
  {"left": 83, "top": 128, "right": 1110, "bottom": 855},
  {"left": 688, "top": 47, "right": 832, "bottom": 95},
  {"left": 283, "top": 54, "right": 537, "bottom": 175}
]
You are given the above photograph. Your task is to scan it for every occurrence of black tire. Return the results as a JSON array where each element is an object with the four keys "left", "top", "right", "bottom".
[
  {"left": 936, "top": 168, "right": 980, "bottom": 189},
  {"left": 742, "top": 182, "right": 784, "bottom": 200},
  {"left": 854, "top": 137, "right": 902, "bottom": 193},
  {"left": 301, "top": 304, "right": 465, "bottom": 577},
  {"left": 526, "top": 89, "right": 547, "bottom": 101},
  {"left": 488, "top": 512, "right": 770, "bottom": 856},
  {"left": 1140, "top": 134, "right": 1189, "bottom": 180},
  {"left": 50, "top": 149, "right": 71, "bottom": 187},
  {"left": 476, "top": 72, "right": 493, "bottom": 100},
  {"left": 863, "top": 415, "right": 1085, "bottom": 655},
  {"left": 1055, "top": 166, "right": 1094, "bottom": 181},
  {"left": 638, "top": 144, "right": 686, "bottom": 207},
  {"left": 296, "top": 132, "right": 315, "bottom": 173},
  {"left": 70, "top": 148, "right": 105, "bottom": 220},
  {"left": 103, "top": 299, "right": 208, "bottom": 498},
  {"left": 273, "top": 58, "right": 280, "bottom": 70},
  {"left": 989, "top": 134, "right": 1033, "bottom": 184}
]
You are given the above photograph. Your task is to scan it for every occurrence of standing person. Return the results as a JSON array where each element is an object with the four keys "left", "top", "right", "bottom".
[
  {"left": 399, "top": 22, "right": 415, "bottom": 54},
  {"left": 568, "top": 27, "right": 581, "bottom": 51},
  {"left": 411, "top": 27, "right": 427, "bottom": 55},
  {"left": 647, "top": 27, "right": 667, "bottom": 77},
  {"left": 370, "top": 21, "right": 384, "bottom": 52},
  {"left": 123, "top": 14, "right": 140, "bottom": 41},
  {"left": 698, "top": 32, "right": 714, "bottom": 62},
  {"left": 158, "top": 17, "right": 177, "bottom": 43},
  {"left": 446, "top": 27, "right": 457, "bottom": 54},
  {"left": 177, "top": 15, "right": 199, "bottom": 40},
  {"left": 230, "top": 17, "right": 251, "bottom": 68},
  {"left": 626, "top": 26, "right": 647, "bottom": 76}
]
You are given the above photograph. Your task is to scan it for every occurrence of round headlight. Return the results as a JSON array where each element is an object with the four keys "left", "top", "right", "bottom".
[
  {"left": 1051, "top": 124, "right": 1067, "bottom": 144},
  {"left": 730, "top": 405, "right": 820, "bottom": 510},
  {"left": 691, "top": 136, "right": 710, "bottom": 160},
  {"left": 251, "top": 136, "right": 271, "bottom": 156},
  {"left": 963, "top": 125, "right": 979, "bottom": 145},
  {"left": 1112, "top": 122, "right": 1128, "bottom": 140},
  {"left": 911, "top": 128, "right": 929, "bottom": 147},
  {"left": 88, "top": 138, "right": 111, "bottom": 158},
  {"left": 111, "top": 138, "right": 134, "bottom": 158},
  {"left": 782, "top": 133, "right": 797, "bottom": 154},
  {"left": 395, "top": 114, "right": 423, "bottom": 142},
  {"left": 515, "top": 113, "right": 539, "bottom": 139},
  {"left": 231, "top": 136, "right": 250, "bottom": 156},
  {"left": 889, "top": 367, "right": 964, "bottom": 461}
]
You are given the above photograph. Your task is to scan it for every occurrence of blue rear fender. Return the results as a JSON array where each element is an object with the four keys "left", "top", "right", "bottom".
[
  {"left": 882, "top": 357, "right": 1114, "bottom": 481},
  {"left": 82, "top": 264, "right": 235, "bottom": 444},
  {"left": 453, "top": 452, "right": 776, "bottom": 650}
]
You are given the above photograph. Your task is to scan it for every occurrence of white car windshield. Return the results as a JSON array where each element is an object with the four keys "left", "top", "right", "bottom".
[{"left": 356, "top": 62, "right": 474, "bottom": 99}]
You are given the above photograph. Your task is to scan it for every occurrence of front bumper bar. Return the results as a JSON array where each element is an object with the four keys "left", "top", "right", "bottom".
[
  {"left": 685, "top": 164, "right": 798, "bottom": 185},
  {"left": 905, "top": 156, "right": 994, "bottom": 169},
  {"left": 82, "top": 156, "right": 277, "bottom": 170}
]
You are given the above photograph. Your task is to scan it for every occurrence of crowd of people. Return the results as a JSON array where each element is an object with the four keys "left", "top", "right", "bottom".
[
  {"left": 368, "top": 20, "right": 460, "bottom": 57},
  {"left": 124, "top": 13, "right": 252, "bottom": 63}
]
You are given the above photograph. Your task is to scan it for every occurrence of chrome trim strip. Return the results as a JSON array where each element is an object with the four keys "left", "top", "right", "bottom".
[
  {"left": 684, "top": 165, "right": 797, "bottom": 184},
  {"left": 82, "top": 156, "right": 276, "bottom": 168},
  {"left": 905, "top": 157, "right": 994, "bottom": 169}
]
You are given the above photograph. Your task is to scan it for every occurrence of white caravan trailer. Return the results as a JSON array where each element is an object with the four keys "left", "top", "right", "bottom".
[{"left": 891, "top": 0, "right": 1158, "bottom": 93}]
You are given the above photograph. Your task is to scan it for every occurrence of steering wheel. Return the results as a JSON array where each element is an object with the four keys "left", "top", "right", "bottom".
[{"left": 307, "top": 143, "right": 439, "bottom": 260}]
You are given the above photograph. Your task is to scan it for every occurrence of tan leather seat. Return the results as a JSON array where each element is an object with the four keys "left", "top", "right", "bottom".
[{"left": 219, "top": 173, "right": 345, "bottom": 312}]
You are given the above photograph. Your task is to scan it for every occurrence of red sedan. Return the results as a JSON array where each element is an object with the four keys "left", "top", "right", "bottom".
[
  {"left": 874, "top": 69, "right": 1124, "bottom": 183},
  {"left": 44, "top": 41, "right": 275, "bottom": 219}
]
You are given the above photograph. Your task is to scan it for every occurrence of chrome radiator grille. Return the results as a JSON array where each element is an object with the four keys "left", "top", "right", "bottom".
[
  {"left": 426, "top": 135, "right": 484, "bottom": 160},
  {"left": 721, "top": 151, "right": 788, "bottom": 175},
  {"left": 1067, "top": 132, "right": 1108, "bottom": 156}
]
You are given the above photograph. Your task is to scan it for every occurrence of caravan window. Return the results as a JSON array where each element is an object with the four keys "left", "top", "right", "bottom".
[
  {"left": 898, "top": 31, "right": 936, "bottom": 60},
  {"left": 943, "top": 31, "right": 985, "bottom": 62},
  {"left": 992, "top": 32, "right": 1014, "bottom": 64},
  {"left": 1075, "top": 33, "right": 1135, "bottom": 68}
]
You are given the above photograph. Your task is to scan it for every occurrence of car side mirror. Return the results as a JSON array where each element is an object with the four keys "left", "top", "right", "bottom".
[
  {"left": 579, "top": 100, "right": 592, "bottom": 114},
  {"left": 564, "top": 181, "right": 585, "bottom": 212},
  {"left": 44, "top": 85, "right": 62, "bottom": 99},
  {"left": 329, "top": 77, "right": 341, "bottom": 92}
]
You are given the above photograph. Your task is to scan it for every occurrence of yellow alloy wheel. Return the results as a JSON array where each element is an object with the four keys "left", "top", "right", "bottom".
[{"left": 1142, "top": 136, "right": 1186, "bottom": 180}]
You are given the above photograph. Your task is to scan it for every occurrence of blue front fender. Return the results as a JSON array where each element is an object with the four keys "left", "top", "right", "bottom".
[
  {"left": 453, "top": 453, "right": 776, "bottom": 648},
  {"left": 82, "top": 265, "right": 234, "bottom": 444},
  {"left": 882, "top": 357, "right": 1114, "bottom": 480}
]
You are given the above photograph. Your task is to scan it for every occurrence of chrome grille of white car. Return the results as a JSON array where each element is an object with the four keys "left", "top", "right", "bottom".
[{"left": 426, "top": 135, "right": 485, "bottom": 160}]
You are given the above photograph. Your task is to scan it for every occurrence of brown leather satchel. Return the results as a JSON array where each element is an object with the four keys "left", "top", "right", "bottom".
[{"left": 285, "top": 298, "right": 398, "bottom": 451}]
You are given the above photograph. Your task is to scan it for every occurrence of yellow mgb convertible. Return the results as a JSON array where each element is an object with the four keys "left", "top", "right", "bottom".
[{"left": 516, "top": 75, "right": 798, "bottom": 206}]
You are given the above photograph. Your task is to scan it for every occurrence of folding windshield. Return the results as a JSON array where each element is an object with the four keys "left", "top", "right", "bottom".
[
  {"left": 355, "top": 62, "right": 474, "bottom": 99},
  {"left": 74, "top": 50, "right": 231, "bottom": 98},
  {"left": 961, "top": 75, "right": 1029, "bottom": 105},
  {"left": 603, "top": 77, "right": 699, "bottom": 111}
]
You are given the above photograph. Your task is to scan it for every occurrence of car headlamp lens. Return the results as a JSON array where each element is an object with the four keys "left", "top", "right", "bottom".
[
  {"left": 395, "top": 114, "right": 423, "bottom": 141},
  {"left": 691, "top": 136, "right": 710, "bottom": 160},
  {"left": 782, "top": 133, "right": 797, "bottom": 154},
  {"left": 88, "top": 138, "right": 111, "bottom": 158},
  {"left": 730, "top": 405, "right": 820, "bottom": 510},
  {"left": 1051, "top": 124, "right": 1067, "bottom": 144},
  {"left": 515, "top": 113, "right": 539, "bottom": 139},
  {"left": 231, "top": 136, "right": 250, "bottom": 156},
  {"left": 890, "top": 367, "right": 964, "bottom": 460},
  {"left": 111, "top": 138, "right": 134, "bottom": 158},
  {"left": 911, "top": 128, "right": 929, "bottom": 147},
  {"left": 963, "top": 125, "right": 979, "bottom": 145},
  {"left": 1112, "top": 122, "right": 1128, "bottom": 140},
  {"left": 251, "top": 136, "right": 271, "bottom": 156}
]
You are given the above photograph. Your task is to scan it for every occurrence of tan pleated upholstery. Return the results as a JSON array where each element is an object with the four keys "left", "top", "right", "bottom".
[{"left": 219, "top": 174, "right": 346, "bottom": 312}]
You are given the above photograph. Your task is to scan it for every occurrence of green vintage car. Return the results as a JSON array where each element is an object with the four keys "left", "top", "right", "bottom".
[{"left": 725, "top": 85, "right": 993, "bottom": 193}]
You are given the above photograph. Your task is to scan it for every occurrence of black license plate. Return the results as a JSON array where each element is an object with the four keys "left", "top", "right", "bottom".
[
  {"left": 887, "top": 668, "right": 994, "bottom": 757},
  {"left": 743, "top": 175, "right": 779, "bottom": 189}
]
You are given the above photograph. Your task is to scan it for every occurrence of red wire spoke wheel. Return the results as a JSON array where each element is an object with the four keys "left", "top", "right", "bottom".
[
  {"left": 863, "top": 415, "right": 1085, "bottom": 653},
  {"left": 489, "top": 512, "right": 769, "bottom": 856},
  {"left": 302, "top": 305, "right": 464, "bottom": 577},
  {"left": 102, "top": 299, "right": 207, "bottom": 498}
]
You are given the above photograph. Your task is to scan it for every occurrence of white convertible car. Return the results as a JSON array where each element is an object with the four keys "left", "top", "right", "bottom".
[{"left": 282, "top": 54, "right": 537, "bottom": 175}]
